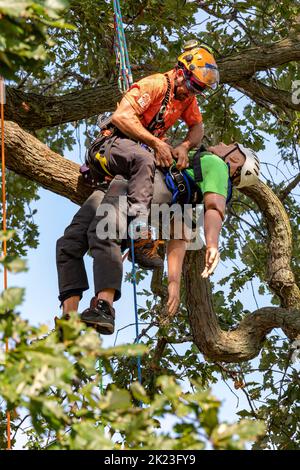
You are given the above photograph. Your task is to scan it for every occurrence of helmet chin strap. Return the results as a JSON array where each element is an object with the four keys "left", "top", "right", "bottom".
[
  {"left": 222, "top": 144, "right": 242, "bottom": 183},
  {"left": 222, "top": 144, "right": 239, "bottom": 160}
]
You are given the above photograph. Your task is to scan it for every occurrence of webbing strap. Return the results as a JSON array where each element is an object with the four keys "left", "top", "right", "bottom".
[
  {"left": 147, "top": 74, "right": 171, "bottom": 135},
  {"left": 193, "top": 150, "right": 204, "bottom": 183}
]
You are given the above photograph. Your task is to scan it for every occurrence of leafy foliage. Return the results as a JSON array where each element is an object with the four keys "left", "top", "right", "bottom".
[
  {"left": 0, "top": 247, "right": 265, "bottom": 449},
  {"left": 0, "top": 0, "right": 74, "bottom": 80}
]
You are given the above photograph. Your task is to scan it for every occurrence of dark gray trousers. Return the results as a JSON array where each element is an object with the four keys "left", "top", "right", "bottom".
[
  {"left": 56, "top": 178, "right": 128, "bottom": 303},
  {"left": 101, "top": 136, "right": 156, "bottom": 217},
  {"left": 56, "top": 167, "right": 172, "bottom": 305}
]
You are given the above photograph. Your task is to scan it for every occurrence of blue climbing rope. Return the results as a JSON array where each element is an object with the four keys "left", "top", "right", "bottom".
[
  {"left": 113, "top": 0, "right": 133, "bottom": 92},
  {"left": 113, "top": 0, "right": 142, "bottom": 387},
  {"left": 130, "top": 236, "right": 142, "bottom": 385}
]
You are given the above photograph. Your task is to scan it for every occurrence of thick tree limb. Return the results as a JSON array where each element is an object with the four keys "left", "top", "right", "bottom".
[
  {"left": 217, "top": 35, "right": 300, "bottom": 82},
  {"left": 242, "top": 182, "right": 300, "bottom": 310},
  {"left": 4, "top": 34, "right": 300, "bottom": 130},
  {"left": 182, "top": 180, "right": 300, "bottom": 362},
  {"left": 235, "top": 79, "right": 299, "bottom": 117},
  {"left": 2, "top": 121, "right": 93, "bottom": 206},
  {"left": 5, "top": 82, "right": 122, "bottom": 131},
  {"left": 279, "top": 173, "right": 300, "bottom": 201},
  {"left": 183, "top": 250, "right": 300, "bottom": 362},
  {"left": 2, "top": 121, "right": 300, "bottom": 362}
]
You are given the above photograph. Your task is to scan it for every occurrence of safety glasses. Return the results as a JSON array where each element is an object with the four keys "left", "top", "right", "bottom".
[
  {"left": 184, "top": 64, "right": 219, "bottom": 94},
  {"left": 186, "top": 76, "right": 207, "bottom": 94}
]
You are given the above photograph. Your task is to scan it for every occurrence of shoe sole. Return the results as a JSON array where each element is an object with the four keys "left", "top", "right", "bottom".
[{"left": 81, "top": 319, "right": 114, "bottom": 335}]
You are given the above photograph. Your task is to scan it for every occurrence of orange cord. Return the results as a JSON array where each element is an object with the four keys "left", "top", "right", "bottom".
[{"left": 0, "top": 76, "right": 11, "bottom": 450}]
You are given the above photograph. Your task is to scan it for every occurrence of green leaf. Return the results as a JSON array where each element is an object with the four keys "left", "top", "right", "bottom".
[
  {"left": 100, "top": 389, "right": 131, "bottom": 411},
  {"left": 0, "top": 287, "right": 24, "bottom": 312},
  {"left": 0, "top": 230, "right": 15, "bottom": 242},
  {"left": 130, "top": 381, "right": 150, "bottom": 404},
  {"left": 1, "top": 256, "right": 28, "bottom": 273}
]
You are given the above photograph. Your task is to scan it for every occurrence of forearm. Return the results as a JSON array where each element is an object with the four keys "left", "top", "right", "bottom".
[
  {"left": 181, "top": 122, "right": 204, "bottom": 150},
  {"left": 167, "top": 239, "right": 187, "bottom": 283},
  {"left": 204, "top": 209, "right": 223, "bottom": 248},
  {"left": 111, "top": 112, "right": 160, "bottom": 149}
]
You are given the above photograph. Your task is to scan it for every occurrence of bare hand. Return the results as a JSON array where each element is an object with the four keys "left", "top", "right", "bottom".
[
  {"left": 201, "top": 246, "right": 220, "bottom": 278},
  {"left": 172, "top": 144, "right": 189, "bottom": 170},
  {"left": 167, "top": 280, "right": 180, "bottom": 316},
  {"left": 154, "top": 140, "right": 174, "bottom": 167}
]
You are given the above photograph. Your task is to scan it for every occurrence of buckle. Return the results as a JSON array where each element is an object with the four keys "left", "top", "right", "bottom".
[
  {"left": 177, "top": 182, "right": 186, "bottom": 193},
  {"left": 169, "top": 166, "right": 187, "bottom": 194}
]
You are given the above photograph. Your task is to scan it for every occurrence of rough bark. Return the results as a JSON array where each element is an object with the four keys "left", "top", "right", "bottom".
[
  {"left": 218, "top": 35, "right": 300, "bottom": 82},
  {"left": 4, "top": 35, "right": 300, "bottom": 130},
  {"left": 183, "top": 249, "right": 300, "bottom": 362},
  {"left": 2, "top": 121, "right": 300, "bottom": 362},
  {"left": 279, "top": 173, "right": 300, "bottom": 201},
  {"left": 183, "top": 181, "right": 300, "bottom": 362},
  {"left": 2, "top": 121, "right": 93, "bottom": 206},
  {"left": 5, "top": 82, "right": 122, "bottom": 131},
  {"left": 242, "top": 182, "right": 300, "bottom": 310},
  {"left": 235, "top": 79, "right": 300, "bottom": 116}
]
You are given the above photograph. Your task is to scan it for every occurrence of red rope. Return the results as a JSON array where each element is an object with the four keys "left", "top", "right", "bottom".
[{"left": 0, "top": 76, "right": 11, "bottom": 450}]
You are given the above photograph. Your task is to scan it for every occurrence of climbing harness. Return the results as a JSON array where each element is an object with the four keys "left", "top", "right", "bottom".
[
  {"left": 164, "top": 145, "right": 234, "bottom": 207},
  {"left": 146, "top": 74, "right": 172, "bottom": 137},
  {"left": 165, "top": 165, "right": 195, "bottom": 205},
  {"left": 0, "top": 76, "right": 11, "bottom": 449},
  {"left": 81, "top": 70, "right": 171, "bottom": 190}
]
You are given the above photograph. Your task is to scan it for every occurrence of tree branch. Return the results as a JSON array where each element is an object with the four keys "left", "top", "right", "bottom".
[
  {"left": 242, "top": 181, "right": 300, "bottom": 310},
  {"left": 4, "top": 33, "right": 300, "bottom": 130},
  {"left": 183, "top": 250, "right": 300, "bottom": 363},
  {"left": 235, "top": 78, "right": 299, "bottom": 116},
  {"left": 218, "top": 35, "right": 300, "bottom": 82},
  {"left": 5, "top": 82, "right": 122, "bottom": 131},
  {"left": 279, "top": 173, "right": 300, "bottom": 201},
  {"left": 2, "top": 121, "right": 94, "bottom": 206}
]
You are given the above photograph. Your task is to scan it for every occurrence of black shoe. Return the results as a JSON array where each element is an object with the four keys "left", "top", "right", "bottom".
[
  {"left": 127, "top": 231, "right": 164, "bottom": 270},
  {"left": 80, "top": 297, "right": 115, "bottom": 335}
]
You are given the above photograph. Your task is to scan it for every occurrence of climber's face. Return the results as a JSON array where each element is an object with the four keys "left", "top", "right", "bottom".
[{"left": 174, "top": 69, "right": 195, "bottom": 101}]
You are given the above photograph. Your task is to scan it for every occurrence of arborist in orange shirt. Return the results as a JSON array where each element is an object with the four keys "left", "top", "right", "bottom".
[
  {"left": 57, "top": 41, "right": 219, "bottom": 333},
  {"left": 86, "top": 40, "right": 219, "bottom": 270}
]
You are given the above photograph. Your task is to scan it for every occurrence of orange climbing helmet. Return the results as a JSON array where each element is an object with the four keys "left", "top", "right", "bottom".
[{"left": 177, "top": 39, "right": 219, "bottom": 93}]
